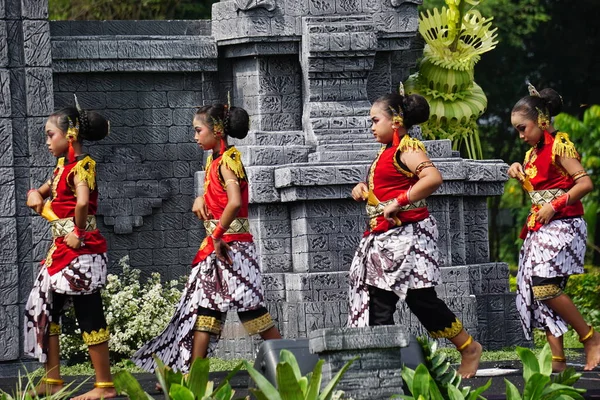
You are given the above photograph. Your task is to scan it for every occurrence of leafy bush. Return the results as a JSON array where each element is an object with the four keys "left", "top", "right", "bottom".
[
  {"left": 505, "top": 344, "right": 585, "bottom": 400},
  {"left": 244, "top": 349, "right": 357, "bottom": 400},
  {"left": 114, "top": 356, "right": 243, "bottom": 400},
  {"left": 60, "top": 256, "right": 183, "bottom": 363}
]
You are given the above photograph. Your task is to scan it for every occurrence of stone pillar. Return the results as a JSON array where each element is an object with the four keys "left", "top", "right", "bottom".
[
  {"left": 309, "top": 326, "right": 408, "bottom": 400},
  {"left": 0, "top": 0, "right": 54, "bottom": 363}
]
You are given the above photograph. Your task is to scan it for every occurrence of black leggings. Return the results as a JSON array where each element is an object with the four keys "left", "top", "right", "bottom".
[
  {"left": 368, "top": 285, "right": 460, "bottom": 337},
  {"left": 50, "top": 291, "right": 107, "bottom": 334}
]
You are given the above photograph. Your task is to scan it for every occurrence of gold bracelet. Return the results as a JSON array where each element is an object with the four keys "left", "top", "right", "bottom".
[
  {"left": 456, "top": 335, "right": 473, "bottom": 352},
  {"left": 580, "top": 326, "right": 594, "bottom": 343},
  {"left": 94, "top": 382, "right": 115, "bottom": 388},
  {"left": 552, "top": 355, "right": 566, "bottom": 362},
  {"left": 571, "top": 170, "right": 588, "bottom": 181},
  {"left": 224, "top": 178, "right": 240, "bottom": 188},
  {"left": 41, "top": 377, "right": 65, "bottom": 386}
]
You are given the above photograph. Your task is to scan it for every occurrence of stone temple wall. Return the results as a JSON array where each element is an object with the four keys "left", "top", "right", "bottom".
[{"left": 0, "top": 0, "right": 529, "bottom": 368}]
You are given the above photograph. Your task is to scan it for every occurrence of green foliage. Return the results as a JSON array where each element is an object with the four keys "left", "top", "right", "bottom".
[
  {"left": 394, "top": 362, "right": 491, "bottom": 400},
  {"left": 564, "top": 268, "right": 600, "bottom": 328},
  {"left": 113, "top": 356, "right": 244, "bottom": 400},
  {"left": 0, "top": 370, "right": 87, "bottom": 400},
  {"left": 60, "top": 256, "right": 183, "bottom": 363},
  {"left": 507, "top": 344, "right": 586, "bottom": 400},
  {"left": 244, "top": 349, "right": 357, "bottom": 400},
  {"left": 48, "top": 0, "right": 217, "bottom": 20}
]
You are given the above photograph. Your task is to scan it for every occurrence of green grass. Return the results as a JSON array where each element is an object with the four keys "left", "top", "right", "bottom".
[{"left": 30, "top": 358, "right": 250, "bottom": 377}]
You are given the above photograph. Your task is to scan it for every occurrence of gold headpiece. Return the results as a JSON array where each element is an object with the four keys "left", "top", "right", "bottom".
[
  {"left": 66, "top": 117, "right": 79, "bottom": 142},
  {"left": 398, "top": 82, "right": 405, "bottom": 96},
  {"left": 211, "top": 117, "right": 224, "bottom": 136},
  {"left": 389, "top": 106, "right": 404, "bottom": 127},
  {"left": 535, "top": 107, "right": 550, "bottom": 131},
  {"left": 526, "top": 80, "right": 540, "bottom": 97}
]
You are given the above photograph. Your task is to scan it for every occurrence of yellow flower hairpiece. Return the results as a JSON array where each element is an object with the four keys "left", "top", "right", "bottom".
[{"left": 66, "top": 117, "right": 79, "bottom": 142}]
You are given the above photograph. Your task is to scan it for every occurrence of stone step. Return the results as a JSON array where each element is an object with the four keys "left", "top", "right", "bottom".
[
  {"left": 239, "top": 145, "right": 312, "bottom": 166},
  {"left": 308, "top": 150, "right": 378, "bottom": 162},
  {"left": 230, "top": 131, "right": 305, "bottom": 146}
]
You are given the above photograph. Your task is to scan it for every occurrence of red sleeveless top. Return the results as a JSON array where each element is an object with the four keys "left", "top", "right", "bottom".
[
  {"left": 366, "top": 136, "right": 430, "bottom": 235},
  {"left": 192, "top": 146, "right": 252, "bottom": 264},
  {"left": 43, "top": 155, "right": 107, "bottom": 275},
  {"left": 520, "top": 131, "right": 584, "bottom": 238}
]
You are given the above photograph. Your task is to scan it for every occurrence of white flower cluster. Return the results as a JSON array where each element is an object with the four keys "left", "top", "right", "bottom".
[{"left": 59, "top": 256, "right": 184, "bottom": 362}]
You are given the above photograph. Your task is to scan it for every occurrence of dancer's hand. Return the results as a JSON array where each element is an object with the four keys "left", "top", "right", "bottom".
[
  {"left": 213, "top": 238, "right": 232, "bottom": 264},
  {"left": 536, "top": 203, "right": 556, "bottom": 225},
  {"left": 383, "top": 201, "right": 402, "bottom": 225},
  {"left": 64, "top": 232, "right": 83, "bottom": 249},
  {"left": 27, "top": 190, "right": 44, "bottom": 214},
  {"left": 507, "top": 162, "right": 525, "bottom": 181},
  {"left": 351, "top": 182, "right": 368, "bottom": 201},
  {"left": 192, "top": 196, "right": 213, "bottom": 220}
]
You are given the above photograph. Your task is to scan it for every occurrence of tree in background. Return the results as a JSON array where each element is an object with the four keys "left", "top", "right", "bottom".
[{"left": 48, "top": 0, "right": 218, "bottom": 20}]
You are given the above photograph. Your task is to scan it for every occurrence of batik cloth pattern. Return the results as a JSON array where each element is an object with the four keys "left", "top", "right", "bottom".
[
  {"left": 347, "top": 216, "right": 441, "bottom": 327},
  {"left": 24, "top": 253, "right": 108, "bottom": 362},
  {"left": 131, "top": 241, "right": 265, "bottom": 373},
  {"left": 516, "top": 217, "right": 586, "bottom": 340}
]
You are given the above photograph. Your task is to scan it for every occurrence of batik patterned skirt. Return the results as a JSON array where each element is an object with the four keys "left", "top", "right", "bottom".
[
  {"left": 516, "top": 217, "right": 586, "bottom": 340},
  {"left": 348, "top": 216, "right": 441, "bottom": 327},
  {"left": 131, "top": 241, "right": 265, "bottom": 373},
  {"left": 24, "top": 253, "right": 108, "bottom": 363}
]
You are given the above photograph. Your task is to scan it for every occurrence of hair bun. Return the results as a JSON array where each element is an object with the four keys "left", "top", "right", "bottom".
[
  {"left": 539, "top": 88, "right": 563, "bottom": 117},
  {"left": 227, "top": 107, "right": 250, "bottom": 139},
  {"left": 78, "top": 110, "right": 109, "bottom": 141},
  {"left": 402, "top": 94, "right": 430, "bottom": 127}
]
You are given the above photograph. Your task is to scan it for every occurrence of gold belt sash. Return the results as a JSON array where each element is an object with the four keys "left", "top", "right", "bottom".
[
  {"left": 528, "top": 189, "right": 566, "bottom": 206},
  {"left": 366, "top": 198, "right": 427, "bottom": 219},
  {"left": 204, "top": 218, "right": 250, "bottom": 235},
  {"left": 50, "top": 216, "right": 97, "bottom": 238}
]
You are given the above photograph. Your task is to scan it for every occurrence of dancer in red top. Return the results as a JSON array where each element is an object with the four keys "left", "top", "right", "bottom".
[
  {"left": 347, "top": 91, "right": 482, "bottom": 378},
  {"left": 132, "top": 103, "right": 281, "bottom": 373},
  {"left": 508, "top": 83, "right": 600, "bottom": 371},
  {"left": 25, "top": 102, "right": 116, "bottom": 399}
]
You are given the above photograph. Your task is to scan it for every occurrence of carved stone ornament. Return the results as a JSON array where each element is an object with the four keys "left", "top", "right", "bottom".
[
  {"left": 391, "top": 0, "right": 423, "bottom": 7},
  {"left": 234, "top": 0, "right": 277, "bottom": 12}
]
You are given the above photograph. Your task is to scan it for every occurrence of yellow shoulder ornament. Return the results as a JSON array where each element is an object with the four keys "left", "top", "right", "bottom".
[
  {"left": 398, "top": 135, "right": 426, "bottom": 154},
  {"left": 69, "top": 155, "right": 97, "bottom": 191},
  {"left": 219, "top": 146, "right": 246, "bottom": 180},
  {"left": 552, "top": 132, "right": 580, "bottom": 163}
]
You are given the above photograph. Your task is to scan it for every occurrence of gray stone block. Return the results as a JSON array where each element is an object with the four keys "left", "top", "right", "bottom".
[
  {"left": 0, "top": 305, "right": 19, "bottom": 360},
  {"left": 25, "top": 68, "right": 53, "bottom": 116}
]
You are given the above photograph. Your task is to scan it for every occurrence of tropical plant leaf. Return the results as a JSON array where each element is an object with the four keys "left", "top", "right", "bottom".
[
  {"left": 447, "top": 383, "right": 466, "bottom": 400},
  {"left": 466, "top": 378, "right": 491, "bottom": 400},
  {"left": 153, "top": 355, "right": 171, "bottom": 400},
  {"left": 212, "top": 382, "right": 234, "bottom": 400},
  {"left": 318, "top": 356, "right": 358, "bottom": 400},
  {"left": 275, "top": 362, "right": 304, "bottom": 400},
  {"left": 279, "top": 350, "right": 302, "bottom": 382},
  {"left": 522, "top": 373, "right": 551, "bottom": 400},
  {"left": 187, "top": 357, "right": 210, "bottom": 399},
  {"left": 402, "top": 366, "right": 416, "bottom": 395},
  {"left": 114, "top": 370, "right": 151, "bottom": 400},
  {"left": 504, "top": 379, "right": 522, "bottom": 400},
  {"left": 244, "top": 361, "right": 282, "bottom": 400},
  {"left": 412, "top": 364, "right": 432, "bottom": 399},
  {"left": 169, "top": 384, "right": 194, "bottom": 400},
  {"left": 214, "top": 361, "right": 244, "bottom": 394},
  {"left": 537, "top": 343, "right": 553, "bottom": 376},
  {"left": 305, "top": 360, "right": 324, "bottom": 400},
  {"left": 550, "top": 367, "right": 582, "bottom": 386},
  {"left": 515, "top": 347, "right": 540, "bottom": 381}
]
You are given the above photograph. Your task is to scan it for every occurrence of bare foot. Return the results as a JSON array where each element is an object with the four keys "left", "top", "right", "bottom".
[
  {"left": 583, "top": 330, "right": 600, "bottom": 371},
  {"left": 26, "top": 382, "right": 64, "bottom": 397},
  {"left": 71, "top": 387, "right": 117, "bottom": 400},
  {"left": 552, "top": 359, "right": 567, "bottom": 373},
  {"left": 457, "top": 340, "right": 482, "bottom": 378}
]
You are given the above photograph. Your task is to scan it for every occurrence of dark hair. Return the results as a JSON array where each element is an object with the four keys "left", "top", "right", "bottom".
[
  {"left": 195, "top": 104, "right": 250, "bottom": 140},
  {"left": 49, "top": 107, "right": 109, "bottom": 141},
  {"left": 373, "top": 93, "right": 430, "bottom": 129},
  {"left": 512, "top": 87, "right": 563, "bottom": 121}
]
